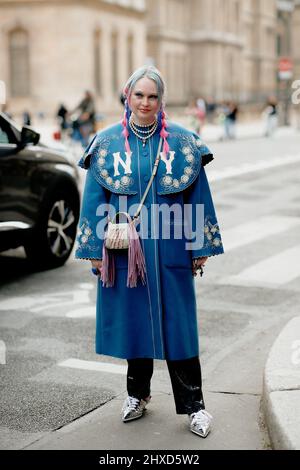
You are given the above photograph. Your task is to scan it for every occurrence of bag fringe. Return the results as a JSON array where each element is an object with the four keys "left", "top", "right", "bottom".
[
  {"left": 127, "top": 222, "right": 146, "bottom": 288},
  {"left": 100, "top": 243, "right": 115, "bottom": 287}
]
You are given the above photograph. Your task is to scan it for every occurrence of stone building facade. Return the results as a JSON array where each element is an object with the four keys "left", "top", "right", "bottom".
[
  {"left": 0, "top": 0, "right": 146, "bottom": 115},
  {"left": 147, "top": 0, "right": 278, "bottom": 105},
  {"left": 291, "top": 0, "right": 300, "bottom": 79},
  {"left": 242, "top": 0, "right": 277, "bottom": 103},
  {"left": 0, "top": 0, "right": 298, "bottom": 115}
]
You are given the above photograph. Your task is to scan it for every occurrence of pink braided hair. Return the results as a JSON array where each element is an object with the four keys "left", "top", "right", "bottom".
[
  {"left": 160, "top": 107, "right": 170, "bottom": 157},
  {"left": 121, "top": 88, "right": 131, "bottom": 154}
]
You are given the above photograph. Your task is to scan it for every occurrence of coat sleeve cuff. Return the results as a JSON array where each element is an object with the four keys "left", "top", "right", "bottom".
[{"left": 192, "top": 246, "right": 224, "bottom": 259}]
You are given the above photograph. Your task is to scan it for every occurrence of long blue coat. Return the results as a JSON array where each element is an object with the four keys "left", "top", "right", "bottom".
[{"left": 75, "top": 121, "right": 224, "bottom": 360}]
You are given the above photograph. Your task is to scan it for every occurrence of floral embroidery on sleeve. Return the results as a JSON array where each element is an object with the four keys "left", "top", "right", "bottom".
[
  {"left": 76, "top": 218, "right": 101, "bottom": 256},
  {"left": 203, "top": 217, "right": 223, "bottom": 249}
]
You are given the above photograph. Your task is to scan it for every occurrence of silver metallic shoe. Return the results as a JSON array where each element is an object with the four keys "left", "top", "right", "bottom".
[
  {"left": 189, "top": 409, "right": 213, "bottom": 438},
  {"left": 121, "top": 396, "right": 151, "bottom": 423}
]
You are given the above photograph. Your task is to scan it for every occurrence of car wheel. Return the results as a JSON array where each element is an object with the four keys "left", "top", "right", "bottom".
[{"left": 25, "top": 189, "right": 79, "bottom": 269}]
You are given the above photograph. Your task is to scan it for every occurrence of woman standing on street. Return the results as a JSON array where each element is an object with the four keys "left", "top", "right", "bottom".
[{"left": 75, "top": 65, "right": 224, "bottom": 438}]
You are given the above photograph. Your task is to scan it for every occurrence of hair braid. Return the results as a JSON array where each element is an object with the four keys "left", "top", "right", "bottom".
[
  {"left": 159, "top": 107, "right": 170, "bottom": 158},
  {"left": 121, "top": 98, "right": 131, "bottom": 154}
]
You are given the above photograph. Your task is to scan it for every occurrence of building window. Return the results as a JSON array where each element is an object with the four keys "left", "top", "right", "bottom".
[
  {"left": 277, "top": 34, "right": 282, "bottom": 56},
  {"left": 127, "top": 34, "right": 134, "bottom": 76},
  {"left": 266, "top": 27, "right": 274, "bottom": 55},
  {"left": 94, "top": 30, "right": 102, "bottom": 96},
  {"left": 9, "top": 29, "right": 30, "bottom": 97},
  {"left": 111, "top": 32, "right": 118, "bottom": 94}
]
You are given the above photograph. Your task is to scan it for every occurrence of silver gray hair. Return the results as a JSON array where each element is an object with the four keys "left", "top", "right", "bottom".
[{"left": 123, "top": 65, "right": 166, "bottom": 107}]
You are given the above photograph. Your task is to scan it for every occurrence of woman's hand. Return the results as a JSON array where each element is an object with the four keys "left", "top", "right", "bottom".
[
  {"left": 192, "top": 256, "right": 208, "bottom": 277},
  {"left": 91, "top": 259, "right": 102, "bottom": 275}
]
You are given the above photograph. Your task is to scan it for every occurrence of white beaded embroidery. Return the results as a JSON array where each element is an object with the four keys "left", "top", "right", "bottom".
[
  {"left": 182, "top": 146, "right": 191, "bottom": 155},
  {"left": 99, "top": 149, "right": 107, "bottom": 157},
  {"left": 203, "top": 220, "right": 222, "bottom": 250}
]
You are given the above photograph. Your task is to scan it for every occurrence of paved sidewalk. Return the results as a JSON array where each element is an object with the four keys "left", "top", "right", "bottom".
[
  {"left": 24, "top": 314, "right": 300, "bottom": 451},
  {"left": 26, "top": 369, "right": 264, "bottom": 450}
]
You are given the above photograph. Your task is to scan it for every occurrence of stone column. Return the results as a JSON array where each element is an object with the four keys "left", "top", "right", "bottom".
[
  {"left": 0, "top": 31, "right": 8, "bottom": 103},
  {"left": 117, "top": 30, "right": 128, "bottom": 92},
  {"left": 101, "top": 26, "right": 113, "bottom": 108},
  {"left": 133, "top": 24, "right": 146, "bottom": 69}
]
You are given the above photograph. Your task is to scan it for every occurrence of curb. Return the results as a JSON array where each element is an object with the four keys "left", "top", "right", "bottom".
[{"left": 263, "top": 316, "right": 300, "bottom": 450}]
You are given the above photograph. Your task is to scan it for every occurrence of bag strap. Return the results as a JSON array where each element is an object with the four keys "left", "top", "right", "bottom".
[
  {"left": 110, "top": 211, "right": 133, "bottom": 224},
  {"left": 133, "top": 137, "right": 162, "bottom": 219}
]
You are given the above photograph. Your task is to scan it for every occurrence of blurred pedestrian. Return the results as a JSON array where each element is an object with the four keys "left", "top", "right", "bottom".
[
  {"left": 71, "top": 91, "right": 96, "bottom": 147},
  {"left": 196, "top": 96, "right": 206, "bottom": 129},
  {"left": 75, "top": 65, "right": 224, "bottom": 439},
  {"left": 56, "top": 103, "right": 69, "bottom": 132},
  {"left": 224, "top": 102, "right": 238, "bottom": 140},
  {"left": 23, "top": 110, "right": 31, "bottom": 126},
  {"left": 206, "top": 96, "right": 217, "bottom": 123},
  {"left": 263, "top": 96, "right": 278, "bottom": 137},
  {"left": 185, "top": 98, "right": 203, "bottom": 135}
]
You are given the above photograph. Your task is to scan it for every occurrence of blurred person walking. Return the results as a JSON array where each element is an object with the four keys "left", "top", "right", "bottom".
[
  {"left": 71, "top": 91, "right": 96, "bottom": 147},
  {"left": 23, "top": 110, "right": 31, "bottom": 126},
  {"left": 205, "top": 96, "right": 217, "bottom": 123},
  {"left": 224, "top": 102, "right": 238, "bottom": 140},
  {"left": 56, "top": 103, "right": 69, "bottom": 132},
  {"left": 263, "top": 96, "right": 278, "bottom": 137},
  {"left": 196, "top": 96, "right": 207, "bottom": 130},
  {"left": 185, "top": 98, "right": 203, "bottom": 135}
]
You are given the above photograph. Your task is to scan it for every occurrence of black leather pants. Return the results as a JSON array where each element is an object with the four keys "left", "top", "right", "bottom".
[{"left": 127, "top": 356, "right": 205, "bottom": 415}]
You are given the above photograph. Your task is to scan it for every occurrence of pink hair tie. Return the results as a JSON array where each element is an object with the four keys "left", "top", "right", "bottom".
[
  {"left": 160, "top": 128, "right": 169, "bottom": 139},
  {"left": 122, "top": 127, "right": 129, "bottom": 138}
]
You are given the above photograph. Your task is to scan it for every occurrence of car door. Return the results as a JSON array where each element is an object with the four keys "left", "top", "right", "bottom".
[{"left": 0, "top": 115, "right": 35, "bottom": 234}]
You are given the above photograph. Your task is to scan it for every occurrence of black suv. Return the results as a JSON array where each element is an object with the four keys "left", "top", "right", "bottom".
[{"left": 0, "top": 112, "right": 80, "bottom": 269}]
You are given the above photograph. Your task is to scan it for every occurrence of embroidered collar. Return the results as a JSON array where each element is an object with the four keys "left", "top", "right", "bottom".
[{"left": 78, "top": 122, "right": 213, "bottom": 195}]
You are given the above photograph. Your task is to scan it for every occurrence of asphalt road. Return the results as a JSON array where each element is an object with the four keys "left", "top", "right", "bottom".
[{"left": 0, "top": 130, "right": 299, "bottom": 450}]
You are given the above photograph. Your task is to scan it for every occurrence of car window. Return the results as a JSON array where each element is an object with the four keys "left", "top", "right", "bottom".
[{"left": 0, "top": 127, "right": 10, "bottom": 144}]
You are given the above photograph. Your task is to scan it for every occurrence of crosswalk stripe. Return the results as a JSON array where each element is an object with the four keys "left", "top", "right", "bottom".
[
  {"left": 66, "top": 307, "right": 95, "bottom": 318},
  {"left": 222, "top": 216, "right": 300, "bottom": 252},
  {"left": 221, "top": 245, "right": 300, "bottom": 287},
  {"left": 209, "top": 154, "right": 300, "bottom": 182},
  {"left": 58, "top": 358, "right": 126, "bottom": 374}
]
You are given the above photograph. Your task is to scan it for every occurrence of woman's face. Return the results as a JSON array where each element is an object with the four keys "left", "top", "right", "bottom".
[{"left": 129, "top": 77, "right": 161, "bottom": 125}]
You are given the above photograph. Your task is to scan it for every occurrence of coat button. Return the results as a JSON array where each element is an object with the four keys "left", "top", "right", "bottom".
[
  {"left": 144, "top": 175, "right": 150, "bottom": 182},
  {"left": 145, "top": 202, "right": 151, "bottom": 209},
  {"left": 143, "top": 150, "right": 148, "bottom": 157}
]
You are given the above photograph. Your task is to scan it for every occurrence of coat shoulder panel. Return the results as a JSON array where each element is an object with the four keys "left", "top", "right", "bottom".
[
  {"left": 77, "top": 123, "right": 138, "bottom": 195},
  {"left": 157, "top": 122, "right": 213, "bottom": 195},
  {"left": 167, "top": 121, "right": 214, "bottom": 160}
]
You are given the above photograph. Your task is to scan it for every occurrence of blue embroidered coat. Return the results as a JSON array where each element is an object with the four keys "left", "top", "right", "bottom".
[{"left": 75, "top": 121, "right": 224, "bottom": 360}]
